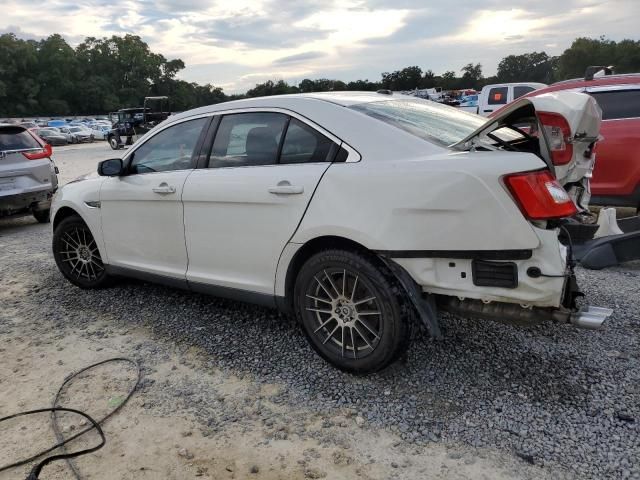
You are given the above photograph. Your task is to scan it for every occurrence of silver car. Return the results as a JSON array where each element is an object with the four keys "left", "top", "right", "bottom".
[{"left": 0, "top": 124, "right": 59, "bottom": 222}]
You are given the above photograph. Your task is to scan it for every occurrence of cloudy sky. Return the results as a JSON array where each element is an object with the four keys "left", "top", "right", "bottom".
[{"left": 2, "top": 0, "right": 638, "bottom": 92}]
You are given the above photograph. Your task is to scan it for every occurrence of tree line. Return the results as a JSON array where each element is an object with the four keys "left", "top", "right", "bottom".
[{"left": 1, "top": 34, "right": 639, "bottom": 117}]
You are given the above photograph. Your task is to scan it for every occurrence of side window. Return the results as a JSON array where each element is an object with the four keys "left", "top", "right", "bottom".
[
  {"left": 280, "top": 118, "right": 335, "bottom": 164},
  {"left": 129, "top": 117, "right": 207, "bottom": 174},
  {"left": 488, "top": 87, "right": 508, "bottom": 105},
  {"left": 590, "top": 90, "right": 640, "bottom": 120},
  {"left": 209, "top": 113, "right": 287, "bottom": 168},
  {"left": 513, "top": 86, "right": 535, "bottom": 99}
]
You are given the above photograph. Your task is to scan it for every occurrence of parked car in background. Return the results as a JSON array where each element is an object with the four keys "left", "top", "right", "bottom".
[
  {"left": 478, "top": 82, "right": 547, "bottom": 116},
  {"left": 51, "top": 91, "right": 609, "bottom": 374},
  {"left": 20, "top": 121, "right": 38, "bottom": 129},
  {"left": 68, "top": 126, "right": 95, "bottom": 143},
  {"left": 32, "top": 128, "right": 68, "bottom": 146},
  {"left": 1, "top": 124, "right": 58, "bottom": 222},
  {"left": 47, "top": 120, "right": 67, "bottom": 128},
  {"left": 58, "top": 126, "right": 80, "bottom": 144},
  {"left": 515, "top": 69, "right": 640, "bottom": 208},
  {"left": 458, "top": 94, "right": 478, "bottom": 113},
  {"left": 90, "top": 124, "right": 110, "bottom": 140}
]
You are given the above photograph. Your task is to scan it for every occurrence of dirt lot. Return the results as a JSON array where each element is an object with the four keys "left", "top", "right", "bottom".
[{"left": 1, "top": 143, "right": 638, "bottom": 479}]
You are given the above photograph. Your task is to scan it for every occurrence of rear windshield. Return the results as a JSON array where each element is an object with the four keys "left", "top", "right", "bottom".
[
  {"left": 0, "top": 126, "right": 40, "bottom": 151},
  {"left": 349, "top": 99, "right": 486, "bottom": 147}
]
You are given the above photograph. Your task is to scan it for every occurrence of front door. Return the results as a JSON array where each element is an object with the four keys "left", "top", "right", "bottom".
[
  {"left": 100, "top": 116, "right": 209, "bottom": 279},
  {"left": 183, "top": 112, "right": 338, "bottom": 295}
]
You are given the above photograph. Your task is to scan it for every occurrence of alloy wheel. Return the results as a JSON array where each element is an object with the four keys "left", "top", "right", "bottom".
[
  {"left": 57, "top": 226, "right": 104, "bottom": 281},
  {"left": 303, "top": 268, "right": 383, "bottom": 359}
]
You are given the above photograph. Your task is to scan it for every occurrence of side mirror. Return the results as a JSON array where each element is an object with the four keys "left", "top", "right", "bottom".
[{"left": 98, "top": 158, "right": 124, "bottom": 176}]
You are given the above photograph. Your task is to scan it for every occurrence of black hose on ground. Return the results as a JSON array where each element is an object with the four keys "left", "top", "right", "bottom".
[{"left": 0, "top": 357, "right": 141, "bottom": 480}]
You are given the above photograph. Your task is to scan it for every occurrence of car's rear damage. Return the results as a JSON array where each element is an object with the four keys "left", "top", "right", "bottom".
[
  {"left": 331, "top": 92, "right": 613, "bottom": 334},
  {"left": 378, "top": 92, "right": 610, "bottom": 333}
]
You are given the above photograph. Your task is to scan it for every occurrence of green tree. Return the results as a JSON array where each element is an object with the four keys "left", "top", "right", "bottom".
[
  {"left": 381, "top": 66, "right": 423, "bottom": 90},
  {"left": 497, "top": 52, "right": 556, "bottom": 83},
  {"left": 556, "top": 37, "right": 624, "bottom": 79},
  {"left": 246, "top": 80, "right": 298, "bottom": 97},
  {"left": 460, "top": 63, "right": 483, "bottom": 87}
]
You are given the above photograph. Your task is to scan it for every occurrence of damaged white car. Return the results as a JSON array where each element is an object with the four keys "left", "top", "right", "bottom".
[{"left": 50, "top": 91, "right": 612, "bottom": 373}]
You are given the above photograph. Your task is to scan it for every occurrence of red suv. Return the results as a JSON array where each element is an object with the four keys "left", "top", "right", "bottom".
[{"left": 519, "top": 72, "right": 640, "bottom": 208}]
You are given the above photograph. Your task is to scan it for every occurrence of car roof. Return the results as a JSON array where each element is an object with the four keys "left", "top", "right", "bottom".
[
  {"left": 535, "top": 74, "right": 640, "bottom": 94},
  {"left": 480, "top": 82, "right": 547, "bottom": 91},
  {"left": 169, "top": 91, "right": 415, "bottom": 123}
]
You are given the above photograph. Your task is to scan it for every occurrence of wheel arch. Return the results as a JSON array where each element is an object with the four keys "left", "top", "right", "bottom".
[
  {"left": 280, "top": 235, "right": 386, "bottom": 314},
  {"left": 53, "top": 206, "right": 83, "bottom": 231}
]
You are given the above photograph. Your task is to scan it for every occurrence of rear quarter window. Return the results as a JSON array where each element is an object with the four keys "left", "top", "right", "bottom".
[
  {"left": 513, "top": 86, "right": 535, "bottom": 99},
  {"left": 0, "top": 127, "right": 40, "bottom": 151},
  {"left": 589, "top": 90, "right": 640, "bottom": 120}
]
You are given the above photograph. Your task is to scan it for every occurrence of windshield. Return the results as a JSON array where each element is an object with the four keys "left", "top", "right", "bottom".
[{"left": 350, "top": 99, "right": 486, "bottom": 147}]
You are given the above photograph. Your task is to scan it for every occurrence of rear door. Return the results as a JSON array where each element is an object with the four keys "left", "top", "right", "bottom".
[
  {"left": 585, "top": 86, "right": 640, "bottom": 200},
  {"left": 182, "top": 110, "right": 341, "bottom": 296}
]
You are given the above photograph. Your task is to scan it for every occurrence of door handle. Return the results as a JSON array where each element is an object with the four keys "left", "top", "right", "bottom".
[
  {"left": 152, "top": 183, "right": 176, "bottom": 194},
  {"left": 268, "top": 181, "right": 304, "bottom": 195}
]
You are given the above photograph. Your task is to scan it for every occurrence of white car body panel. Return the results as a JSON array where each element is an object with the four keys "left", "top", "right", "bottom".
[
  {"left": 100, "top": 170, "right": 192, "bottom": 279},
  {"left": 183, "top": 162, "right": 330, "bottom": 294},
  {"left": 51, "top": 176, "right": 108, "bottom": 261},
  {"left": 291, "top": 151, "right": 544, "bottom": 251},
  {"left": 393, "top": 228, "right": 567, "bottom": 307}
]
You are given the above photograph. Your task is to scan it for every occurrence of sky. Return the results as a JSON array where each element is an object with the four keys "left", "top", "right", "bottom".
[{"left": 1, "top": 0, "right": 639, "bottom": 93}]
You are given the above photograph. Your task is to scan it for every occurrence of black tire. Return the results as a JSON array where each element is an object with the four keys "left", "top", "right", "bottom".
[
  {"left": 294, "top": 249, "right": 410, "bottom": 374},
  {"left": 52, "top": 215, "right": 112, "bottom": 289},
  {"left": 33, "top": 209, "right": 50, "bottom": 223},
  {"left": 108, "top": 136, "right": 120, "bottom": 150}
]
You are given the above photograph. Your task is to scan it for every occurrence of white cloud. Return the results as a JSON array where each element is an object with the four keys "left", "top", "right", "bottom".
[{"left": 1, "top": 0, "right": 639, "bottom": 93}]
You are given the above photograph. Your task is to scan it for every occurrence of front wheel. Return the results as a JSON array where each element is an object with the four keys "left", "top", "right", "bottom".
[
  {"left": 108, "top": 136, "right": 120, "bottom": 150},
  {"left": 294, "top": 249, "right": 410, "bottom": 374},
  {"left": 52, "top": 216, "right": 112, "bottom": 289}
]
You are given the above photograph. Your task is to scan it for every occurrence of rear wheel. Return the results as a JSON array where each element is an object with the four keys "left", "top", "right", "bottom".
[
  {"left": 294, "top": 249, "right": 410, "bottom": 374},
  {"left": 53, "top": 216, "right": 112, "bottom": 289}
]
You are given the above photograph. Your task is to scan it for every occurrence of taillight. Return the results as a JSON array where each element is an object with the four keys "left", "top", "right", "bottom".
[
  {"left": 537, "top": 111, "right": 572, "bottom": 166},
  {"left": 504, "top": 170, "right": 577, "bottom": 220},
  {"left": 22, "top": 143, "right": 52, "bottom": 160}
]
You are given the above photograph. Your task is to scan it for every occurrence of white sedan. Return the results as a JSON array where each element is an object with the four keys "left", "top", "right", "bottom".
[{"left": 50, "top": 91, "right": 610, "bottom": 373}]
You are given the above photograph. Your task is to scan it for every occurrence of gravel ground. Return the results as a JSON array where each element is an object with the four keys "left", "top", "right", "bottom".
[{"left": 1, "top": 143, "right": 638, "bottom": 478}]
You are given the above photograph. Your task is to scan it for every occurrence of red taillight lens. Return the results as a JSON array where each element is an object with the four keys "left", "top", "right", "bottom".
[
  {"left": 537, "top": 111, "right": 572, "bottom": 166},
  {"left": 22, "top": 142, "right": 52, "bottom": 160},
  {"left": 504, "top": 170, "right": 577, "bottom": 220}
]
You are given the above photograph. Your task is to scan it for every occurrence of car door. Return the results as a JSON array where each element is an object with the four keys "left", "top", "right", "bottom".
[
  {"left": 586, "top": 86, "right": 640, "bottom": 200},
  {"left": 182, "top": 111, "right": 340, "bottom": 297},
  {"left": 100, "top": 116, "right": 209, "bottom": 279}
]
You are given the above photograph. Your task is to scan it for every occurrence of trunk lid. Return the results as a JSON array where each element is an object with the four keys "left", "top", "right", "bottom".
[{"left": 451, "top": 91, "right": 602, "bottom": 187}]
